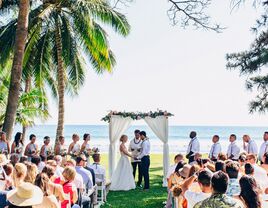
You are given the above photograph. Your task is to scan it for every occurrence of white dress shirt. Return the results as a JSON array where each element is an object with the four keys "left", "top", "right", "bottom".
[
  {"left": 227, "top": 141, "right": 240, "bottom": 160},
  {"left": 244, "top": 139, "right": 258, "bottom": 155},
  {"left": 253, "top": 164, "right": 268, "bottom": 190},
  {"left": 186, "top": 137, "right": 200, "bottom": 156},
  {"left": 128, "top": 138, "right": 142, "bottom": 162},
  {"left": 185, "top": 190, "right": 211, "bottom": 208},
  {"left": 137, "top": 138, "right": 150, "bottom": 160},
  {"left": 89, "top": 163, "right": 106, "bottom": 184},
  {"left": 259, "top": 141, "right": 268, "bottom": 161},
  {"left": 209, "top": 142, "right": 221, "bottom": 159}
]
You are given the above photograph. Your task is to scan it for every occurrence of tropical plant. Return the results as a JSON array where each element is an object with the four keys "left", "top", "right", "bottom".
[
  {"left": 0, "top": 0, "right": 130, "bottom": 145},
  {"left": 0, "top": 65, "right": 49, "bottom": 139},
  {"left": 0, "top": 0, "right": 30, "bottom": 141}
]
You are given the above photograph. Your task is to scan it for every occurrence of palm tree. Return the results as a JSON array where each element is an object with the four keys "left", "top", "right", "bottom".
[
  {"left": 0, "top": 0, "right": 130, "bottom": 145},
  {"left": 0, "top": 0, "right": 30, "bottom": 141},
  {"left": 0, "top": 66, "right": 49, "bottom": 139}
]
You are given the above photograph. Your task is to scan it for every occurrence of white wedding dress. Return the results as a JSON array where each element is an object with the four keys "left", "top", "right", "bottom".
[{"left": 110, "top": 150, "right": 136, "bottom": 191}]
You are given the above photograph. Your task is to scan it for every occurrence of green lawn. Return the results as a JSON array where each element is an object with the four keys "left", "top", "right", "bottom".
[{"left": 99, "top": 154, "right": 175, "bottom": 208}]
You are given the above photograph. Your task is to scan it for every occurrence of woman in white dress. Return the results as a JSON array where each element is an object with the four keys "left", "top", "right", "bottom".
[{"left": 110, "top": 135, "right": 136, "bottom": 191}]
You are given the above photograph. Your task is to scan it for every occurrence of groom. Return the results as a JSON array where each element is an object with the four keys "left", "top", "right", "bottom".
[{"left": 136, "top": 131, "right": 150, "bottom": 190}]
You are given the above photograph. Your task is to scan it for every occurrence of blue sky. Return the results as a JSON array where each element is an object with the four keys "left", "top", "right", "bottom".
[{"left": 45, "top": 0, "right": 268, "bottom": 126}]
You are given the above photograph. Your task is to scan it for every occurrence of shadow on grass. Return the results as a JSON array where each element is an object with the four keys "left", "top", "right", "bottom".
[{"left": 101, "top": 168, "right": 167, "bottom": 208}]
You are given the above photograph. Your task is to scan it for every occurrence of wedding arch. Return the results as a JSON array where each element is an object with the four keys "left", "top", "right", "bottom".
[{"left": 102, "top": 110, "right": 173, "bottom": 186}]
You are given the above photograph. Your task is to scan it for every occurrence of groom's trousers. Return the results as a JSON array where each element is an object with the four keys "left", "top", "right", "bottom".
[
  {"left": 141, "top": 155, "right": 150, "bottom": 189},
  {"left": 132, "top": 161, "right": 142, "bottom": 185}
]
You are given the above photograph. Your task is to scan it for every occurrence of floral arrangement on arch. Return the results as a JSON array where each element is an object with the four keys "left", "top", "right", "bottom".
[{"left": 101, "top": 110, "right": 173, "bottom": 122}]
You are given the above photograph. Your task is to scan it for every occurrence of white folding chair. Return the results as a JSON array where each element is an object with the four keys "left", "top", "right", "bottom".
[{"left": 95, "top": 174, "right": 106, "bottom": 204}]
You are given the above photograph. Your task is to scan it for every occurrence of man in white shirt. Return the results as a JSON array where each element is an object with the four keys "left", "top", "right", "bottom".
[
  {"left": 89, "top": 153, "right": 106, "bottom": 184},
  {"left": 227, "top": 134, "right": 240, "bottom": 161},
  {"left": 209, "top": 135, "right": 221, "bottom": 162},
  {"left": 136, "top": 131, "right": 150, "bottom": 190},
  {"left": 243, "top": 135, "right": 258, "bottom": 155},
  {"left": 128, "top": 129, "right": 142, "bottom": 187},
  {"left": 186, "top": 131, "right": 200, "bottom": 164},
  {"left": 259, "top": 132, "right": 268, "bottom": 162},
  {"left": 246, "top": 153, "right": 268, "bottom": 190},
  {"left": 182, "top": 170, "right": 212, "bottom": 208}
]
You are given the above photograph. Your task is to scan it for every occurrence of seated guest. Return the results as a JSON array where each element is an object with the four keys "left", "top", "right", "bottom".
[
  {"left": 237, "top": 175, "right": 262, "bottom": 208},
  {"left": 245, "top": 163, "right": 254, "bottom": 176},
  {"left": 209, "top": 135, "right": 221, "bottom": 161},
  {"left": 215, "top": 160, "right": 225, "bottom": 172},
  {"left": 19, "top": 156, "right": 28, "bottom": 163},
  {"left": 54, "top": 155, "right": 64, "bottom": 178},
  {"left": 190, "top": 153, "right": 202, "bottom": 166},
  {"left": 193, "top": 171, "right": 243, "bottom": 208},
  {"left": 246, "top": 153, "right": 268, "bottom": 190},
  {"left": 166, "top": 154, "right": 184, "bottom": 181},
  {"left": 89, "top": 153, "right": 106, "bottom": 184},
  {"left": 217, "top": 152, "right": 227, "bottom": 161},
  {"left": 13, "top": 163, "right": 27, "bottom": 187},
  {"left": 182, "top": 170, "right": 212, "bottom": 208},
  {"left": 24, "top": 162, "right": 38, "bottom": 184},
  {"left": 7, "top": 182, "right": 43, "bottom": 207},
  {"left": 34, "top": 173, "right": 60, "bottom": 208},
  {"left": 39, "top": 155, "right": 47, "bottom": 173},
  {"left": 261, "top": 152, "right": 268, "bottom": 174},
  {"left": 225, "top": 161, "right": 241, "bottom": 197},
  {"left": 227, "top": 134, "right": 240, "bottom": 161},
  {"left": 238, "top": 154, "right": 246, "bottom": 174},
  {"left": 10, "top": 154, "right": 19, "bottom": 166},
  {"left": 168, "top": 162, "right": 187, "bottom": 190},
  {"left": 3, "top": 163, "right": 13, "bottom": 190},
  {"left": 61, "top": 166, "right": 78, "bottom": 208},
  {"left": 31, "top": 156, "right": 41, "bottom": 171},
  {"left": 75, "top": 156, "right": 93, "bottom": 190},
  {"left": 42, "top": 165, "right": 66, "bottom": 203}
]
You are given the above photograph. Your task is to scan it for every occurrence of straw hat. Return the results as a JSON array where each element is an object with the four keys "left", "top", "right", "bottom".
[
  {"left": 7, "top": 182, "right": 43, "bottom": 206},
  {"left": 0, "top": 154, "right": 8, "bottom": 166},
  {"left": 179, "top": 164, "right": 191, "bottom": 178}
]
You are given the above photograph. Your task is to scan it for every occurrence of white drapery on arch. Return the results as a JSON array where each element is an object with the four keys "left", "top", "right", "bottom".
[
  {"left": 109, "top": 116, "right": 133, "bottom": 177},
  {"left": 144, "top": 116, "right": 170, "bottom": 186},
  {"left": 107, "top": 114, "right": 171, "bottom": 187}
]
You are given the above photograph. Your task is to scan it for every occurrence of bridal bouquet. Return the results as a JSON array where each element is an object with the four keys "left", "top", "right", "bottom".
[{"left": 60, "top": 148, "right": 67, "bottom": 157}]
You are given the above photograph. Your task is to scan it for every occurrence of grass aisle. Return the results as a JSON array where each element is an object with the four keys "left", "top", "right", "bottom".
[{"left": 100, "top": 154, "right": 172, "bottom": 208}]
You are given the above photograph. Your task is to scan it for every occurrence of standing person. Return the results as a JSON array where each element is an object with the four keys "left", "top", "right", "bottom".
[
  {"left": 24, "top": 134, "right": 39, "bottom": 161},
  {"left": 259, "top": 131, "right": 268, "bottom": 162},
  {"left": 68, "top": 134, "right": 81, "bottom": 157},
  {"left": 0, "top": 132, "right": 10, "bottom": 155},
  {"left": 227, "top": 134, "right": 240, "bottom": 161},
  {"left": 110, "top": 135, "right": 136, "bottom": 191},
  {"left": 137, "top": 131, "right": 151, "bottom": 191},
  {"left": 128, "top": 129, "right": 143, "bottom": 187},
  {"left": 208, "top": 135, "right": 221, "bottom": 162},
  {"left": 11, "top": 132, "right": 24, "bottom": 159},
  {"left": 243, "top": 135, "right": 258, "bottom": 155},
  {"left": 40, "top": 136, "right": 52, "bottom": 158},
  {"left": 186, "top": 131, "right": 200, "bottom": 164},
  {"left": 55, "top": 136, "right": 66, "bottom": 156},
  {"left": 80, "top": 133, "right": 91, "bottom": 155}
]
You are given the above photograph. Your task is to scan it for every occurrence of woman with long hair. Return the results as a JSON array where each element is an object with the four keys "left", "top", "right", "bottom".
[
  {"left": 0, "top": 132, "right": 10, "bottom": 155},
  {"left": 11, "top": 132, "right": 24, "bottom": 159},
  {"left": 237, "top": 175, "right": 262, "bottom": 208}
]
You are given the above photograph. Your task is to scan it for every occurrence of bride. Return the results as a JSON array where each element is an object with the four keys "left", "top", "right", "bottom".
[{"left": 110, "top": 135, "right": 136, "bottom": 191}]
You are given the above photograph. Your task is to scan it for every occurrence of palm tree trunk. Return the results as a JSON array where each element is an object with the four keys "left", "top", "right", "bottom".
[
  {"left": 2, "top": 0, "right": 29, "bottom": 141},
  {"left": 55, "top": 16, "right": 65, "bottom": 148},
  {"left": 22, "top": 77, "right": 31, "bottom": 142}
]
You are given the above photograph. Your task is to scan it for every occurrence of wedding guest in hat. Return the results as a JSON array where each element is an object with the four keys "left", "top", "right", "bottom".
[{"left": 7, "top": 182, "right": 43, "bottom": 207}]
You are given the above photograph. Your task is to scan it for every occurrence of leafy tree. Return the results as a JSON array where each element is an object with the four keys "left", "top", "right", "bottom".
[{"left": 227, "top": 0, "right": 268, "bottom": 113}]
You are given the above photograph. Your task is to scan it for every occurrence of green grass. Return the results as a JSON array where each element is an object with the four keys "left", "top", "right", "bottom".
[{"left": 100, "top": 154, "right": 175, "bottom": 208}]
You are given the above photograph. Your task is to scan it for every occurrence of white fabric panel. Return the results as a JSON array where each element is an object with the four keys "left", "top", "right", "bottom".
[
  {"left": 109, "top": 115, "right": 133, "bottom": 178},
  {"left": 144, "top": 116, "right": 170, "bottom": 187}
]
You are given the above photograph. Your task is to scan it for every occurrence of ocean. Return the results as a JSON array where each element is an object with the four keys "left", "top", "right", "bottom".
[{"left": 12, "top": 125, "right": 268, "bottom": 154}]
